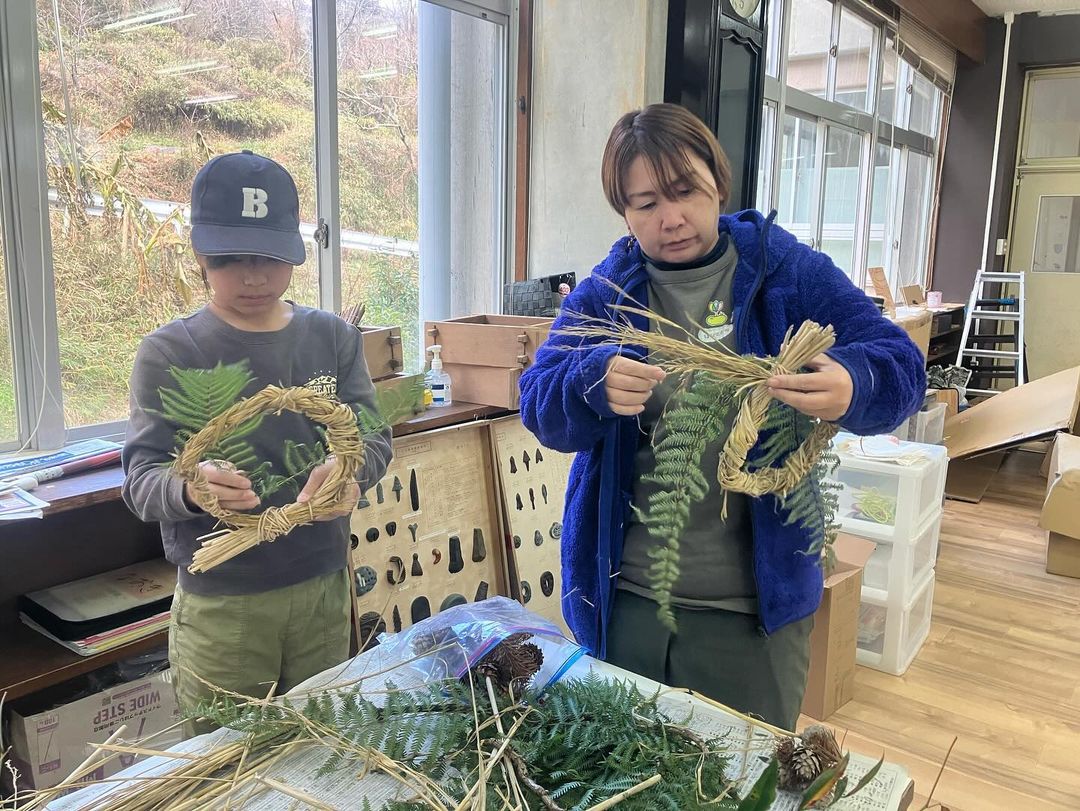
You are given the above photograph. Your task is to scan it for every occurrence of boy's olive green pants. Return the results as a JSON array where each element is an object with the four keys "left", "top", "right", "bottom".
[
  {"left": 168, "top": 569, "right": 352, "bottom": 734},
  {"left": 605, "top": 588, "right": 812, "bottom": 731}
]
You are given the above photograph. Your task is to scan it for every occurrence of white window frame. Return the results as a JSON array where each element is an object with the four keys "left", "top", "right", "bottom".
[
  {"left": 760, "top": 0, "right": 944, "bottom": 293},
  {"left": 0, "top": 0, "right": 515, "bottom": 451}
]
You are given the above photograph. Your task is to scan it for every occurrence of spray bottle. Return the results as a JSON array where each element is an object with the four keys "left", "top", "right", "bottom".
[{"left": 425, "top": 344, "right": 452, "bottom": 407}]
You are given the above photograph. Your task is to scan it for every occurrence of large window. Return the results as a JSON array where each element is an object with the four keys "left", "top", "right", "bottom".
[
  {"left": 0, "top": 0, "right": 511, "bottom": 449},
  {"left": 760, "top": 0, "right": 948, "bottom": 292}
]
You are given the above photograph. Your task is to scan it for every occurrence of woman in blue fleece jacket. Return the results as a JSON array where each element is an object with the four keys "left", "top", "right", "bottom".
[{"left": 519, "top": 104, "right": 925, "bottom": 729}]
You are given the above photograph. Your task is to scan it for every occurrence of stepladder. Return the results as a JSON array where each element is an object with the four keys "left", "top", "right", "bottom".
[{"left": 956, "top": 271, "right": 1025, "bottom": 397}]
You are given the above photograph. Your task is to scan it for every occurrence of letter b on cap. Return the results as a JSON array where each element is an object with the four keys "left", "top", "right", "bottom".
[{"left": 241, "top": 187, "right": 268, "bottom": 219}]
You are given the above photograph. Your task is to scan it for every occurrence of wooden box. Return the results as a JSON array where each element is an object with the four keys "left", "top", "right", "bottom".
[
  {"left": 424, "top": 315, "right": 553, "bottom": 369},
  {"left": 373, "top": 373, "right": 425, "bottom": 427},
  {"left": 348, "top": 422, "right": 507, "bottom": 643},
  {"left": 443, "top": 364, "right": 521, "bottom": 409},
  {"left": 360, "top": 325, "right": 403, "bottom": 381}
]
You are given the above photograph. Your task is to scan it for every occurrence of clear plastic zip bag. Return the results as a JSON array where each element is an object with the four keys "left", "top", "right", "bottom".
[{"left": 375, "top": 596, "right": 585, "bottom": 697}]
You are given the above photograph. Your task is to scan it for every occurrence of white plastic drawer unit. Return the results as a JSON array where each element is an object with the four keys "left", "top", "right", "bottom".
[
  {"left": 857, "top": 568, "right": 936, "bottom": 676},
  {"left": 830, "top": 433, "right": 949, "bottom": 544},
  {"left": 860, "top": 509, "right": 942, "bottom": 600}
]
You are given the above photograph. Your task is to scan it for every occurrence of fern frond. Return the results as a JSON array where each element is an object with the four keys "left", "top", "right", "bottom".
[{"left": 636, "top": 373, "right": 736, "bottom": 631}]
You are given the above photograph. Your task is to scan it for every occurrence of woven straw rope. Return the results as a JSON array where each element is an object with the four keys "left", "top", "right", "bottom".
[
  {"left": 174, "top": 386, "right": 364, "bottom": 574},
  {"left": 716, "top": 326, "right": 840, "bottom": 497},
  {"left": 557, "top": 309, "right": 841, "bottom": 497}
]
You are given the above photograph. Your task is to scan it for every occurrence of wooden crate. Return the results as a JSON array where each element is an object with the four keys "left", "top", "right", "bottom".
[
  {"left": 424, "top": 315, "right": 553, "bottom": 369},
  {"left": 442, "top": 364, "right": 521, "bottom": 409},
  {"left": 373, "top": 373, "right": 425, "bottom": 427},
  {"left": 360, "top": 325, "right": 403, "bottom": 381},
  {"left": 489, "top": 415, "right": 573, "bottom": 636},
  {"left": 348, "top": 422, "right": 507, "bottom": 644}
]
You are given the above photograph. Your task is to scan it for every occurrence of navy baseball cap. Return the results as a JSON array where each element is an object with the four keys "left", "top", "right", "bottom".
[{"left": 190, "top": 150, "right": 306, "bottom": 266}]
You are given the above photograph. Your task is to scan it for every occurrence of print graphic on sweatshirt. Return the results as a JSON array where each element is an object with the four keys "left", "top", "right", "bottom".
[{"left": 697, "top": 299, "right": 733, "bottom": 344}]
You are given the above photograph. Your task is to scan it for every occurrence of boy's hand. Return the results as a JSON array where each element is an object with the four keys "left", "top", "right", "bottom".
[
  {"left": 767, "top": 354, "right": 853, "bottom": 422},
  {"left": 297, "top": 457, "right": 359, "bottom": 521},
  {"left": 605, "top": 355, "right": 666, "bottom": 416},
  {"left": 185, "top": 461, "right": 259, "bottom": 512}
]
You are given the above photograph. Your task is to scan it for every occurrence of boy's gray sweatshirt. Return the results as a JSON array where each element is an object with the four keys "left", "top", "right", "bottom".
[{"left": 122, "top": 304, "right": 392, "bottom": 596}]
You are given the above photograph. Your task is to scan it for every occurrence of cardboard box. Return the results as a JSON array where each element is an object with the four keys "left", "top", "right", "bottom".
[
  {"left": 943, "top": 366, "right": 1080, "bottom": 503},
  {"left": 359, "top": 325, "right": 403, "bottom": 381},
  {"left": 1041, "top": 433, "right": 1080, "bottom": 578},
  {"left": 931, "top": 388, "right": 959, "bottom": 420},
  {"left": 945, "top": 365, "right": 1080, "bottom": 461},
  {"left": 889, "top": 308, "right": 932, "bottom": 358},
  {"left": 425, "top": 315, "right": 553, "bottom": 369},
  {"left": 901, "top": 285, "right": 926, "bottom": 306},
  {"left": 945, "top": 451, "right": 1005, "bottom": 503},
  {"left": 6, "top": 669, "right": 181, "bottom": 791},
  {"left": 801, "top": 534, "right": 876, "bottom": 721}
]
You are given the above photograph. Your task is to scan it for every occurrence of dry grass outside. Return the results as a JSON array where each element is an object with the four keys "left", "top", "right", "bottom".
[{"left": 0, "top": 6, "right": 425, "bottom": 438}]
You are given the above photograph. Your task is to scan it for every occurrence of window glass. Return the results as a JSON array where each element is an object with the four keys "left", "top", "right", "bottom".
[
  {"left": 766, "top": 0, "right": 782, "bottom": 78},
  {"left": 1023, "top": 73, "right": 1080, "bottom": 160},
  {"left": 37, "top": 0, "right": 318, "bottom": 428},
  {"left": 880, "top": 36, "right": 901, "bottom": 126},
  {"left": 777, "top": 112, "right": 819, "bottom": 245},
  {"left": 1032, "top": 196, "right": 1080, "bottom": 273},
  {"left": 898, "top": 150, "right": 933, "bottom": 288},
  {"left": 908, "top": 68, "right": 940, "bottom": 138},
  {"left": 820, "top": 126, "right": 862, "bottom": 276},
  {"left": 0, "top": 222, "right": 14, "bottom": 444},
  {"left": 834, "top": 7, "right": 874, "bottom": 112},
  {"left": 336, "top": 2, "right": 502, "bottom": 372},
  {"left": 868, "top": 141, "right": 899, "bottom": 278},
  {"left": 785, "top": 0, "right": 833, "bottom": 99},
  {"left": 756, "top": 103, "right": 776, "bottom": 211}
]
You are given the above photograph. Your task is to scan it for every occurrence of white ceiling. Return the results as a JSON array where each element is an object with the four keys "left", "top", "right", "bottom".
[{"left": 973, "top": 0, "right": 1080, "bottom": 17}]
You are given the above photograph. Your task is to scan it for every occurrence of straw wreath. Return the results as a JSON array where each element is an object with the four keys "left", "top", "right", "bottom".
[
  {"left": 556, "top": 293, "right": 840, "bottom": 497},
  {"left": 174, "top": 385, "right": 364, "bottom": 574}
]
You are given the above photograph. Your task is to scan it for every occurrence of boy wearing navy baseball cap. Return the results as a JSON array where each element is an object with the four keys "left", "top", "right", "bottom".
[{"left": 122, "top": 152, "right": 393, "bottom": 731}]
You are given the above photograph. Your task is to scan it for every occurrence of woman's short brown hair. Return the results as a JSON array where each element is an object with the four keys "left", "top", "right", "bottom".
[{"left": 601, "top": 103, "right": 732, "bottom": 216}]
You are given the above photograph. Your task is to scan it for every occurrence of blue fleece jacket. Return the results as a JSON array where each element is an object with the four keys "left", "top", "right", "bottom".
[{"left": 519, "top": 211, "right": 927, "bottom": 657}]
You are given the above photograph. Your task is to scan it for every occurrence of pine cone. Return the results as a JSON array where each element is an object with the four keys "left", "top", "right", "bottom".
[
  {"left": 800, "top": 724, "right": 843, "bottom": 766},
  {"left": 777, "top": 738, "right": 824, "bottom": 792},
  {"left": 504, "top": 642, "right": 544, "bottom": 678},
  {"left": 775, "top": 735, "right": 796, "bottom": 761},
  {"left": 792, "top": 746, "right": 823, "bottom": 783},
  {"left": 465, "top": 633, "right": 544, "bottom": 696}
]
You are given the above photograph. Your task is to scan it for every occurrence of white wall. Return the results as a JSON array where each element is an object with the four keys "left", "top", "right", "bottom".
[
  {"left": 527, "top": 0, "right": 668, "bottom": 280},
  {"left": 450, "top": 10, "right": 499, "bottom": 317}
]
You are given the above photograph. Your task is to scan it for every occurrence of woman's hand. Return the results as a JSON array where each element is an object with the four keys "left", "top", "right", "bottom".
[
  {"left": 184, "top": 461, "right": 259, "bottom": 512},
  {"left": 767, "top": 353, "right": 853, "bottom": 422},
  {"left": 605, "top": 355, "right": 666, "bottom": 416},
  {"left": 297, "top": 456, "right": 359, "bottom": 521}
]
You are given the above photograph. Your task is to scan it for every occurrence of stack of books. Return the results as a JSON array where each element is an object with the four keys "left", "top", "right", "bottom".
[{"left": 18, "top": 559, "right": 176, "bottom": 657}]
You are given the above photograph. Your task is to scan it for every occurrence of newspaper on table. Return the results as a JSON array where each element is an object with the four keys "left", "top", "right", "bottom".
[{"left": 49, "top": 607, "right": 910, "bottom": 811}]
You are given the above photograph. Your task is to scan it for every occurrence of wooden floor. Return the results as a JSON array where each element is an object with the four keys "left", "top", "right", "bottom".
[{"left": 799, "top": 450, "right": 1080, "bottom": 811}]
